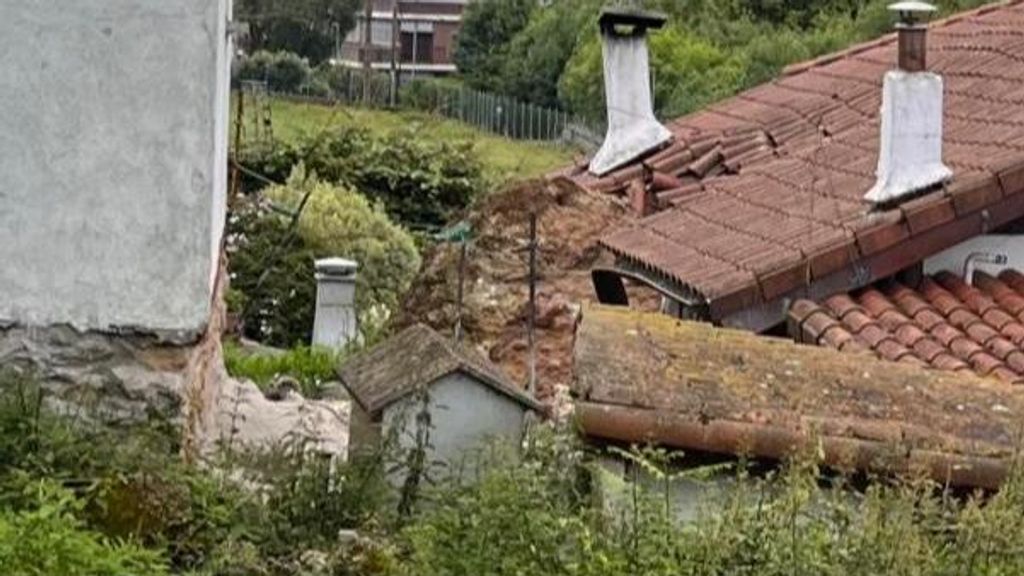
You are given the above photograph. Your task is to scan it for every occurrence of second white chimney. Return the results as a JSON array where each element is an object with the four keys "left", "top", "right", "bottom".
[
  {"left": 312, "top": 257, "right": 358, "bottom": 350},
  {"left": 589, "top": 7, "right": 672, "bottom": 177},
  {"left": 865, "top": 2, "right": 952, "bottom": 205}
]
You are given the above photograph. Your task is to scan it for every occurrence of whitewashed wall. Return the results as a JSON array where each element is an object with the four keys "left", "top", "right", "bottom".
[
  {"left": 0, "top": 0, "right": 231, "bottom": 335},
  {"left": 382, "top": 372, "right": 529, "bottom": 475}
]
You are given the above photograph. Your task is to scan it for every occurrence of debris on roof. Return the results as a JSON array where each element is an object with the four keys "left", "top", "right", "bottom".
[
  {"left": 789, "top": 268, "right": 1024, "bottom": 385},
  {"left": 556, "top": 1, "right": 1024, "bottom": 329},
  {"left": 574, "top": 303, "right": 1024, "bottom": 489},
  {"left": 338, "top": 323, "right": 541, "bottom": 416},
  {"left": 397, "top": 179, "right": 644, "bottom": 400}
]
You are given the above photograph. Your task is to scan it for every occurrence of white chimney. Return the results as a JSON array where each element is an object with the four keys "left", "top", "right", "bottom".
[
  {"left": 313, "top": 257, "right": 358, "bottom": 349},
  {"left": 588, "top": 7, "right": 672, "bottom": 177},
  {"left": 865, "top": 2, "right": 952, "bottom": 205}
]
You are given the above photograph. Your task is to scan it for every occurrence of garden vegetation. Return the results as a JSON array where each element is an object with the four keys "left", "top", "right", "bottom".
[{"left": 7, "top": 369, "right": 1024, "bottom": 575}]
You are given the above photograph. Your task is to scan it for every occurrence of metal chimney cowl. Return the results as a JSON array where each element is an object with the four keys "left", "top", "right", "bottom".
[
  {"left": 588, "top": 7, "right": 672, "bottom": 177},
  {"left": 865, "top": 1, "right": 952, "bottom": 205}
]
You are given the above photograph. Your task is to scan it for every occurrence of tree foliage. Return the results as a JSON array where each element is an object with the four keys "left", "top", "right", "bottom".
[
  {"left": 235, "top": 50, "right": 313, "bottom": 92},
  {"left": 453, "top": 0, "right": 537, "bottom": 92},
  {"left": 237, "top": 125, "right": 485, "bottom": 230},
  {"left": 457, "top": 0, "right": 993, "bottom": 123},
  {"left": 235, "top": 0, "right": 361, "bottom": 63}
]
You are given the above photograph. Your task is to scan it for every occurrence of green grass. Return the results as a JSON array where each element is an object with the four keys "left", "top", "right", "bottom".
[
  {"left": 223, "top": 341, "right": 342, "bottom": 399},
  {"left": 260, "top": 98, "right": 578, "bottom": 184}
]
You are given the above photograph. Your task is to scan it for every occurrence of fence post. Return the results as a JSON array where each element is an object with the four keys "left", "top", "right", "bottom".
[{"left": 531, "top": 104, "right": 536, "bottom": 141}]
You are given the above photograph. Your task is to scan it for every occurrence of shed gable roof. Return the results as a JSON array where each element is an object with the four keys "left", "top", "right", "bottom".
[
  {"left": 337, "top": 324, "right": 541, "bottom": 415},
  {"left": 557, "top": 1, "right": 1024, "bottom": 330}
]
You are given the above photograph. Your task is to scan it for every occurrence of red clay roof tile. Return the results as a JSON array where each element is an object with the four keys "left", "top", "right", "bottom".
[
  {"left": 788, "top": 269, "right": 1024, "bottom": 385},
  {"left": 579, "top": 4, "right": 1024, "bottom": 323}
]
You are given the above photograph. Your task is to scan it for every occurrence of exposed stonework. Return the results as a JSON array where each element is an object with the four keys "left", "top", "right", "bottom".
[
  {"left": 0, "top": 265, "right": 349, "bottom": 461},
  {"left": 0, "top": 324, "right": 199, "bottom": 425}
]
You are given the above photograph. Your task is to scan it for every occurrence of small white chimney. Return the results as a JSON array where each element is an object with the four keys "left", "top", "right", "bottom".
[
  {"left": 312, "top": 257, "right": 358, "bottom": 349},
  {"left": 865, "top": 1, "right": 952, "bottom": 205},
  {"left": 588, "top": 7, "right": 672, "bottom": 176}
]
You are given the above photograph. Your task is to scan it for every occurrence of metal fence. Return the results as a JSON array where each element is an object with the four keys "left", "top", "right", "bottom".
[
  {"left": 410, "top": 83, "right": 602, "bottom": 145},
  {"left": 270, "top": 68, "right": 603, "bottom": 147}
]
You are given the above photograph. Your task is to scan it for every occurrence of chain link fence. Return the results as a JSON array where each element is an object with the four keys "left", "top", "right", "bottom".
[{"left": 270, "top": 67, "right": 603, "bottom": 148}]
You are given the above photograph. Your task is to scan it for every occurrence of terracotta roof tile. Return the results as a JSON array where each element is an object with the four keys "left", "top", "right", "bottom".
[
  {"left": 974, "top": 271, "right": 1024, "bottom": 317},
  {"left": 577, "top": 3, "right": 1024, "bottom": 322},
  {"left": 788, "top": 269, "right": 1024, "bottom": 385}
]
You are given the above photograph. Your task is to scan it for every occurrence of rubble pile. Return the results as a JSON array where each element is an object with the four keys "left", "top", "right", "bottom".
[{"left": 398, "top": 178, "right": 632, "bottom": 399}]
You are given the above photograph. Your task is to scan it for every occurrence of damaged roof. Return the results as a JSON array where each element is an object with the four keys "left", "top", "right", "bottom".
[
  {"left": 337, "top": 324, "right": 541, "bottom": 416},
  {"left": 574, "top": 304, "right": 1024, "bottom": 489},
  {"left": 789, "top": 268, "right": 1024, "bottom": 385},
  {"left": 556, "top": 1, "right": 1024, "bottom": 330}
]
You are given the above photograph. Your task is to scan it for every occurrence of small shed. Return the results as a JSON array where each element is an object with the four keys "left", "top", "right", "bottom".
[{"left": 338, "top": 324, "right": 542, "bottom": 467}]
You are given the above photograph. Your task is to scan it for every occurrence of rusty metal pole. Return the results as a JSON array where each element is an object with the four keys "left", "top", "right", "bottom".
[
  {"left": 455, "top": 239, "right": 466, "bottom": 343},
  {"left": 362, "top": 0, "right": 373, "bottom": 104},
  {"left": 897, "top": 24, "right": 927, "bottom": 72},
  {"left": 527, "top": 213, "right": 538, "bottom": 395},
  {"left": 229, "top": 86, "right": 245, "bottom": 206},
  {"left": 390, "top": 6, "right": 399, "bottom": 107}
]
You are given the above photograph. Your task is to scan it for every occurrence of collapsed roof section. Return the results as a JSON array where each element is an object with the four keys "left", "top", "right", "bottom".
[
  {"left": 554, "top": 1, "right": 1024, "bottom": 332},
  {"left": 574, "top": 304, "right": 1024, "bottom": 489}
]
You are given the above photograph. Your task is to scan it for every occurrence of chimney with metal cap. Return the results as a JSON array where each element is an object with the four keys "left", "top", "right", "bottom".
[
  {"left": 312, "top": 257, "right": 358, "bottom": 349},
  {"left": 864, "top": 1, "right": 952, "bottom": 205},
  {"left": 588, "top": 7, "right": 672, "bottom": 176}
]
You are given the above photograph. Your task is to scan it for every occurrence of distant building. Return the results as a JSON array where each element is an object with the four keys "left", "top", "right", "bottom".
[
  {"left": 339, "top": 0, "right": 467, "bottom": 77},
  {"left": 338, "top": 324, "right": 541, "bottom": 471}
]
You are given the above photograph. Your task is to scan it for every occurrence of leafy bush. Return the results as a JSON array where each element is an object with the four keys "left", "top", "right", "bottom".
[
  {"left": 226, "top": 197, "right": 319, "bottom": 347},
  {"left": 399, "top": 78, "right": 461, "bottom": 112},
  {"left": 234, "top": 440, "right": 392, "bottom": 559},
  {"left": 0, "top": 373, "right": 239, "bottom": 574},
  {"left": 269, "top": 168, "right": 422, "bottom": 329},
  {"left": 228, "top": 168, "right": 421, "bottom": 347},
  {"left": 235, "top": 0, "right": 361, "bottom": 64},
  {"left": 236, "top": 50, "right": 313, "bottom": 93},
  {"left": 0, "top": 372, "right": 391, "bottom": 575},
  {"left": 0, "top": 481, "right": 168, "bottom": 576},
  {"left": 238, "top": 125, "right": 485, "bottom": 230}
]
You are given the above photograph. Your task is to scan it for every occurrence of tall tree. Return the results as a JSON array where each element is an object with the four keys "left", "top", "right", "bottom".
[
  {"left": 498, "top": 0, "right": 600, "bottom": 108},
  {"left": 453, "top": 0, "right": 537, "bottom": 91},
  {"left": 235, "top": 0, "right": 361, "bottom": 63}
]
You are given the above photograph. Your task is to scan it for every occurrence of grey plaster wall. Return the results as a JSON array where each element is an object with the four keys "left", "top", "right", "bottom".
[
  {"left": 0, "top": 0, "right": 231, "bottom": 335},
  {"left": 382, "top": 372, "right": 528, "bottom": 473}
]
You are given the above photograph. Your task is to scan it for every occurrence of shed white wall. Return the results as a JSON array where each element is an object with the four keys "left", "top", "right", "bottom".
[
  {"left": 382, "top": 372, "right": 528, "bottom": 473},
  {"left": 0, "top": 0, "right": 231, "bottom": 334}
]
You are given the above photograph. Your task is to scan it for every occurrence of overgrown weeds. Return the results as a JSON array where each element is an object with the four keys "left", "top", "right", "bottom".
[
  {"left": 223, "top": 341, "right": 341, "bottom": 398},
  {"left": 8, "top": 367, "right": 1024, "bottom": 575}
]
